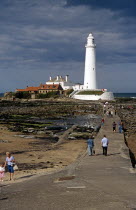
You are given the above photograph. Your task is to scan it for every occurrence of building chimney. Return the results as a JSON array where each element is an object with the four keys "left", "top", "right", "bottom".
[
  {"left": 57, "top": 75, "right": 59, "bottom": 80},
  {"left": 65, "top": 75, "right": 69, "bottom": 82},
  {"left": 49, "top": 76, "right": 52, "bottom": 81}
]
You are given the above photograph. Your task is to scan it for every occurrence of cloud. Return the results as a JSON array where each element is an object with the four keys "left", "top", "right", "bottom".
[
  {"left": 66, "top": 0, "right": 136, "bottom": 17},
  {"left": 0, "top": 0, "right": 135, "bottom": 92}
]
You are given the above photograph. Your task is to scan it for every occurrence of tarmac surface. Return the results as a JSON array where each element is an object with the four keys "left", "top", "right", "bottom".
[{"left": 0, "top": 113, "right": 136, "bottom": 210}]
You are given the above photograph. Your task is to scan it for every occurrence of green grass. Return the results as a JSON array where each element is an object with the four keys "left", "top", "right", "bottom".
[
  {"left": 11, "top": 115, "right": 30, "bottom": 119},
  {"left": 77, "top": 90, "right": 103, "bottom": 95}
]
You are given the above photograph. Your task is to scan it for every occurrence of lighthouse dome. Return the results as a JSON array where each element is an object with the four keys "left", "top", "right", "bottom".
[
  {"left": 88, "top": 33, "right": 94, "bottom": 38},
  {"left": 86, "top": 33, "right": 95, "bottom": 47}
]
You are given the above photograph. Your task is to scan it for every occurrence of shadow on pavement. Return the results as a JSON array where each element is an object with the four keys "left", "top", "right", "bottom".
[
  {"left": 124, "top": 134, "right": 136, "bottom": 169},
  {"left": 17, "top": 174, "right": 34, "bottom": 179},
  {"left": 129, "top": 149, "right": 136, "bottom": 169},
  {"left": 94, "top": 152, "right": 120, "bottom": 156}
]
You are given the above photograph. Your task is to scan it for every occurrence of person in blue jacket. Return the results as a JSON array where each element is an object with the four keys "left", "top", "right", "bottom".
[{"left": 87, "top": 136, "right": 94, "bottom": 156}]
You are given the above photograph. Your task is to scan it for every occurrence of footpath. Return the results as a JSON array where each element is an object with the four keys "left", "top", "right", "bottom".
[{"left": 0, "top": 114, "right": 136, "bottom": 210}]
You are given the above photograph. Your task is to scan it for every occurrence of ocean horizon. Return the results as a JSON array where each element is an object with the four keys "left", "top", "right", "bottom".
[{"left": 113, "top": 93, "right": 136, "bottom": 98}]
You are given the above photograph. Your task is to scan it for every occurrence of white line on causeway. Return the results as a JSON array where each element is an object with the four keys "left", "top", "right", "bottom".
[{"left": 67, "top": 186, "right": 86, "bottom": 189}]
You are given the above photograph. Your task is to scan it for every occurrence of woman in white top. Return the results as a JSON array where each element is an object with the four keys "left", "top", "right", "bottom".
[{"left": 5, "top": 152, "right": 15, "bottom": 181}]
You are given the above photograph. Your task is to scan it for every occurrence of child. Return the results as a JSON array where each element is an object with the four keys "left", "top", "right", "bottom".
[{"left": 0, "top": 163, "right": 5, "bottom": 182}]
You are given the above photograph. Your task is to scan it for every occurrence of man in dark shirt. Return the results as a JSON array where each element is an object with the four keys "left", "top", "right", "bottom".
[{"left": 112, "top": 122, "right": 117, "bottom": 132}]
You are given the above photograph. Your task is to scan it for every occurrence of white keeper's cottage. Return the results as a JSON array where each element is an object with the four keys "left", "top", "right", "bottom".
[{"left": 46, "top": 75, "right": 74, "bottom": 90}]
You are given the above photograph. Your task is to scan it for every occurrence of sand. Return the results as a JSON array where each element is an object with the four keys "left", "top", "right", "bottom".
[{"left": 0, "top": 125, "right": 86, "bottom": 184}]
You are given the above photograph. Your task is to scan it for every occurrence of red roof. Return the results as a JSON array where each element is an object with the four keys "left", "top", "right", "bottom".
[
  {"left": 16, "top": 84, "right": 63, "bottom": 92},
  {"left": 16, "top": 87, "right": 39, "bottom": 92}
]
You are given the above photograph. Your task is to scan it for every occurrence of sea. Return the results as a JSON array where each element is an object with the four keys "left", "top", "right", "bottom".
[
  {"left": 0, "top": 93, "right": 4, "bottom": 97},
  {"left": 114, "top": 93, "right": 136, "bottom": 98}
]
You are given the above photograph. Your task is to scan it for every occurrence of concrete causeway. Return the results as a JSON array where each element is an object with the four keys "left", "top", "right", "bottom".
[{"left": 0, "top": 113, "right": 136, "bottom": 210}]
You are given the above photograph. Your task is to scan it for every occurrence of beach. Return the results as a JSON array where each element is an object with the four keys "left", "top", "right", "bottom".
[
  {"left": 0, "top": 124, "right": 87, "bottom": 183},
  {"left": 0, "top": 99, "right": 102, "bottom": 183}
]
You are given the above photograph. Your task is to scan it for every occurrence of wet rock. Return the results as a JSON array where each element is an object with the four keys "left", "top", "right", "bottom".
[
  {"left": 117, "top": 102, "right": 136, "bottom": 157},
  {"left": 93, "top": 125, "right": 101, "bottom": 132},
  {"left": 45, "top": 125, "right": 67, "bottom": 131},
  {"left": 28, "top": 128, "right": 35, "bottom": 133},
  {"left": 0, "top": 140, "right": 9, "bottom": 143},
  {"left": 68, "top": 136, "right": 76, "bottom": 140},
  {"left": 18, "top": 162, "right": 50, "bottom": 170},
  {"left": 37, "top": 131, "right": 45, "bottom": 135},
  {"left": 69, "top": 132, "right": 91, "bottom": 139}
]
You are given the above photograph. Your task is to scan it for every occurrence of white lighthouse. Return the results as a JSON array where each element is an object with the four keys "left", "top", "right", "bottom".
[
  {"left": 70, "top": 33, "right": 114, "bottom": 101},
  {"left": 84, "top": 33, "right": 97, "bottom": 89}
]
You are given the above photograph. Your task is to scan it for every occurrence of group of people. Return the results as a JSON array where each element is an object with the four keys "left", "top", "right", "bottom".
[
  {"left": 106, "top": 110, "right": 114, "bottom": 117},
  {"left": 0, "top": 152, "right": 15, "bottom": 182},
  {"left": 87, "top": 104, "right": 125, "bottom": 157},
  {"left": 103, "top": 102, "right": 116, "bottom": 118},
  {"left": 87, "top": 135, "right": 109, "bottom": 156},
  {"left": 112, "top": 121, "right": 124, "bottom": 133}
]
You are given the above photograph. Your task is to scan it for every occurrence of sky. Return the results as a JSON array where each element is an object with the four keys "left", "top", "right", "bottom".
[{"left": 0, "top": 0, "right": 136, "bottom": 93}]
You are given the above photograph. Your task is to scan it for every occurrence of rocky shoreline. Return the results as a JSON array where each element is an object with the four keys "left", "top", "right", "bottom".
[
  {"left": 116, "top": 98, "right": 136, "bottom": 158},
  {"left": 0, "top": 99, "right": 102, "bottom": 141}
]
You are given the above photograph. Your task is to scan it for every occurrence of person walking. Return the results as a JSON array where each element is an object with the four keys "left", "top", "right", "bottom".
[
  {"left": 87, "top": 136, "right": 94, "bottom": 156},
  {"left": 109, "top": 110, "right": 111, "bottom": 117},
  {"left": 101, "top": 135, "right": 109, "bottom": 156},
  {"left": 111, "top": 110, "right": 113, "bottom": 117},
  {"left": 112, "top": 122, "right": 117, "bottom": 132},
  {"left": 101, "top": 118, "right": 105, "bottom": 126},
  {"left": 118, "top": 122, "right": 122, "bottom": 133},
  {"left": 5, "top": 152, "right": 15, "bottom": 181},
  {"left": 121, "top": 120, "right": 125, "bottom": 132},
  {"left": 106, "top": 110, "right": 109, "bottom": 117}
]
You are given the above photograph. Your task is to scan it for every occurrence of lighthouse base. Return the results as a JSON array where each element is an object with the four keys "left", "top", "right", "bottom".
[{"left": 71, "top": 90, "right": 114, "bottom": 101}]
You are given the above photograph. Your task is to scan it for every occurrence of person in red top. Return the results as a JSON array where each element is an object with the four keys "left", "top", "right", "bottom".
[{"left": 101, "top": 118, "right": 105, "bottom": 126}]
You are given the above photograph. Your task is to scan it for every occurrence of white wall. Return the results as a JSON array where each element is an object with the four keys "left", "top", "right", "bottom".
[
  {"left": 73, "top": 94, "right": 100, "bottom": 100},
  {"left": 73, "top": 92, "right": 114, "bottom": 101}
]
